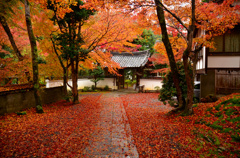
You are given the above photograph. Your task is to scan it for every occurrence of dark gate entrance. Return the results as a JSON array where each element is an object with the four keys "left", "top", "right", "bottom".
[{"left": 117, "top": 69, "right": 125, "bottom": 89}]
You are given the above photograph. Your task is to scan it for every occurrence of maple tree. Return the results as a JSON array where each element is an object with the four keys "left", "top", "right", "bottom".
[
  {"left": 45, "top": 0, "right": 139, "bottom": 103},
  {"left": 0, "top": 0, "right": 25, "bottom": 62},
  {"left": 0, "top": 1, "right": 33, "bottom": 84},
  {"left": 2, "top": 0, "right": 239, "bottom": 115},
  {"left": 47, "top": 0, "right": 96, "bottom": 103},
  {"left": 23, "top": 0, "right": 44, "bottom": 113},
  {"left": 110, "top": 0, "right": 240, "bottom": 115}
]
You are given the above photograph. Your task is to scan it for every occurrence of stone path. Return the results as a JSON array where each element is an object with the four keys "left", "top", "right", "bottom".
[{"left": 83, "top": 92, "right": 139, "bottom": 158}]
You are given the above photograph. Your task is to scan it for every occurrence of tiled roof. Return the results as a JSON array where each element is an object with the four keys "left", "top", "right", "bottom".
[{"left": 111, "top": 50, "right": 150, "bottom": 68}]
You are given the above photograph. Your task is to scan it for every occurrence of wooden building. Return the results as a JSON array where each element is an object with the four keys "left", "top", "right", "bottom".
[{"left": 196, "top": 25, "right": 240, "bottom": 97}]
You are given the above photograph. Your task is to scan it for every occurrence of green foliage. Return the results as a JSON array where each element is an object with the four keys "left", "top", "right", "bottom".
[
  {"left": 37, "top": 56, "right": 46, "bottom": 64},
  {"left": 203, "top": 97, "right": 240, "bottom": 143},
  {"left": 16, "top": 111, "right": 26, "bottom": 115},
  {"left": 214, "top": 111, "right": 222, "bottom": 117},
  {"left": 90, "top": 66, "right": 104, "bottom": 88},
  {"left": 230, "top": 117, "right": 240, "bottom": 123},
  {"left": 132, "top": 29, "right": 158, "bottom": 54},
  {"left": 222, "top": 128, "right": 232, "bottom": 133},
  {"left": 0, "top": 45, "right": 14, "bottom": 59},
  {"left": 104, "top": 85, "right": 109, "bottom": 91},
  {"left": 231, "top": 134, "right": 240, "bottom": 142},
  {"left": 193, "top": 95, "right": 240, "bottom": 157},
  {"left": 154, "top": 86, "right": 160, "bottom": 91},
  {"left": 209, "top": 124, "right": 223, "bottom": 130},
  {"left": 225, "top": 109, "right": 236, "bottom": 116},
  {"left": 82, "top": 86, "right": 91, "bottom": 92},
  {"left": 125, "top": 80, "right": 132, "bottom": 84},
  {"left": 39, "top": 78, "right": 46, "bottom": 86},
  {"left": 192, "top": 104, "right": 198, "bottom": 108},
  {"left": 221, "top": 97, "right": 240, "bottom": 106},
  {"left": 64, "top": 90, "right": 73, "bottom": 102},
  {"left": 48, "top": 0, "right": 95, "bottom": 60},
  {"left": 36, "top": 105, "right": 44, "bottom": 114},
  {"left": 125, "top": 79, "right": 136, "bottom": 87},
  {"left": 215, "top": 103, "right": 222, "bottom": 111},
  {"left": 158, "top": 61, "right": 191, "bottom": 105}
]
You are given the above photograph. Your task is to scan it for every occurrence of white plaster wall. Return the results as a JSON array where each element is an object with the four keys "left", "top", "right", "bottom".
[
  {"left": 47, "top": 78, "right": 163, "bottom": 90},
  {"left": 197, "top": 58, "right": 203, "bottom": 70},
  {"left": 97, "top": 78, "right": 116, "bottom": 89},
  {"left": 203, "top": 47, "right": 206, "bottom": 68},
  {"left": 46, "top": 80, "right": 63, "bottom": 88},
  {"left": 140, "top": 79, "right": 163, "bottom": 90},
  {"left": 208, "top": 56, "right": 240, "bottom": 68},
  {"left": 74, "top": 79, "right": 93, "bottom": 89},
  {"left": 196, "top": 47, "right": 206, "bottom": 70},
  {"left": 46, "top": 78, "right": 116, "bottom": 90}
]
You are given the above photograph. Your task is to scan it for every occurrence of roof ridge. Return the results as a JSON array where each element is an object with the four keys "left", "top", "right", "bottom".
[
  {"left": 111, "top": 50, "right": 150, "bottom": 68},
  {"left": 111, "top": 50, "right": 150, "bottom": 56}
]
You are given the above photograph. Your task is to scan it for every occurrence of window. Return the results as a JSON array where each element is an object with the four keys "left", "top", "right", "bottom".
[
  {"left": 209, "top": 25, "right": 240, "bottom": 53},
  {"left": 225, "top": 32, "right": 240, "bottom": 52},
  {"left": 209, "top": 35, "right": 223, "bottom": 52}
]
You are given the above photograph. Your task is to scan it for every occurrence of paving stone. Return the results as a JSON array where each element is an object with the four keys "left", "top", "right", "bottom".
[{"left": 83, "top": 92, "right": 139, "bottom": 158}]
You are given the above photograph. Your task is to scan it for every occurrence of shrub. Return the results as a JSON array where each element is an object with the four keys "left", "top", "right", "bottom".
[
  {"left": 159, "top": 61, "right": 192, "bottom": 105},
  {"left": 64, "top": 90, "right": 73, "bottom": 102},
  {"left": 104, "top": 85, "right": 109, "bottom": 91},
  {"left": 154, "top": 86, "right": 160, "bottom": 91},
  {"left": 16, "top": 111, "right": 27, "bottom": 115},
  {"left": 36, "top": 105, "right": 44, "bottom": 113},
  {"left": 82, "top": 86, "right": 91, "bottom": 92}
]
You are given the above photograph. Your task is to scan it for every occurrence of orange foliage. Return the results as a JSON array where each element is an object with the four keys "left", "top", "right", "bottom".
[
  {"left": 79, "top": 9, "right": 140, "bottom": 73},
  {"left": 112, "top": 0, "right": 240, "bottom": 67},
  {"left": 150, "top": 37, "right": 186, "bottom": 65}
]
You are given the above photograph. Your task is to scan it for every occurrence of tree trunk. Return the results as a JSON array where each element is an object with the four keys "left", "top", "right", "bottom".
[
  {"left": 182, "top": 53, "right": 194, "bottom": 115},
  {"left": 155, "top": 0, "right": 185, "bottom": 109},
  {"left": 24, "top": 0, "right": 43, "bottom": 113},
  {"left": 181, "top": 0, "right": 196, "bottom": 115},
  {"left": 94, "top": 77, "right": 97, "bottom": 88},
  {"left": 192, "top": 53, "right": 198, "bottom": 83},
  {"left": 71, "top": 59, "right": 79, "bottom": 104},
  {"left": 63, "top": 67, "right": 67, "bottom": 95},
  {"left": 51, "top": 37, "right": 68, "bottom": 95},
  {"left": 0, "top": 15, "right": 24, "bottom": 61}
]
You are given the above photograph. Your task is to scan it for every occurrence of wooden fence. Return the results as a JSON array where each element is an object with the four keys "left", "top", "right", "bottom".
[{"left": 215, "top": 70, "right": 240, "bottom": 94}]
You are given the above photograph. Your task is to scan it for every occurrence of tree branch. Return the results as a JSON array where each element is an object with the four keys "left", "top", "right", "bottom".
[{"left": 156, "top": 0, "right": 189, "bottom": 32}]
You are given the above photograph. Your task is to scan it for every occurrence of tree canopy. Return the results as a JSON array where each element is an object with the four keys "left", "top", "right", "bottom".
[{"left": 0, "top": 0, "right": 239, "bottom": 113}]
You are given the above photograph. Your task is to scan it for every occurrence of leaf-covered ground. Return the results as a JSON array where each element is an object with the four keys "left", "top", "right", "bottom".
[
  {"left": 1, "top": 92, "right": 239, "bottom": 157},
  {"left": 121, "top": 93, "right": 240, "bottom": 158},
  {"left": 0, "top": 93, "right": 102, "bottom": 157}
]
